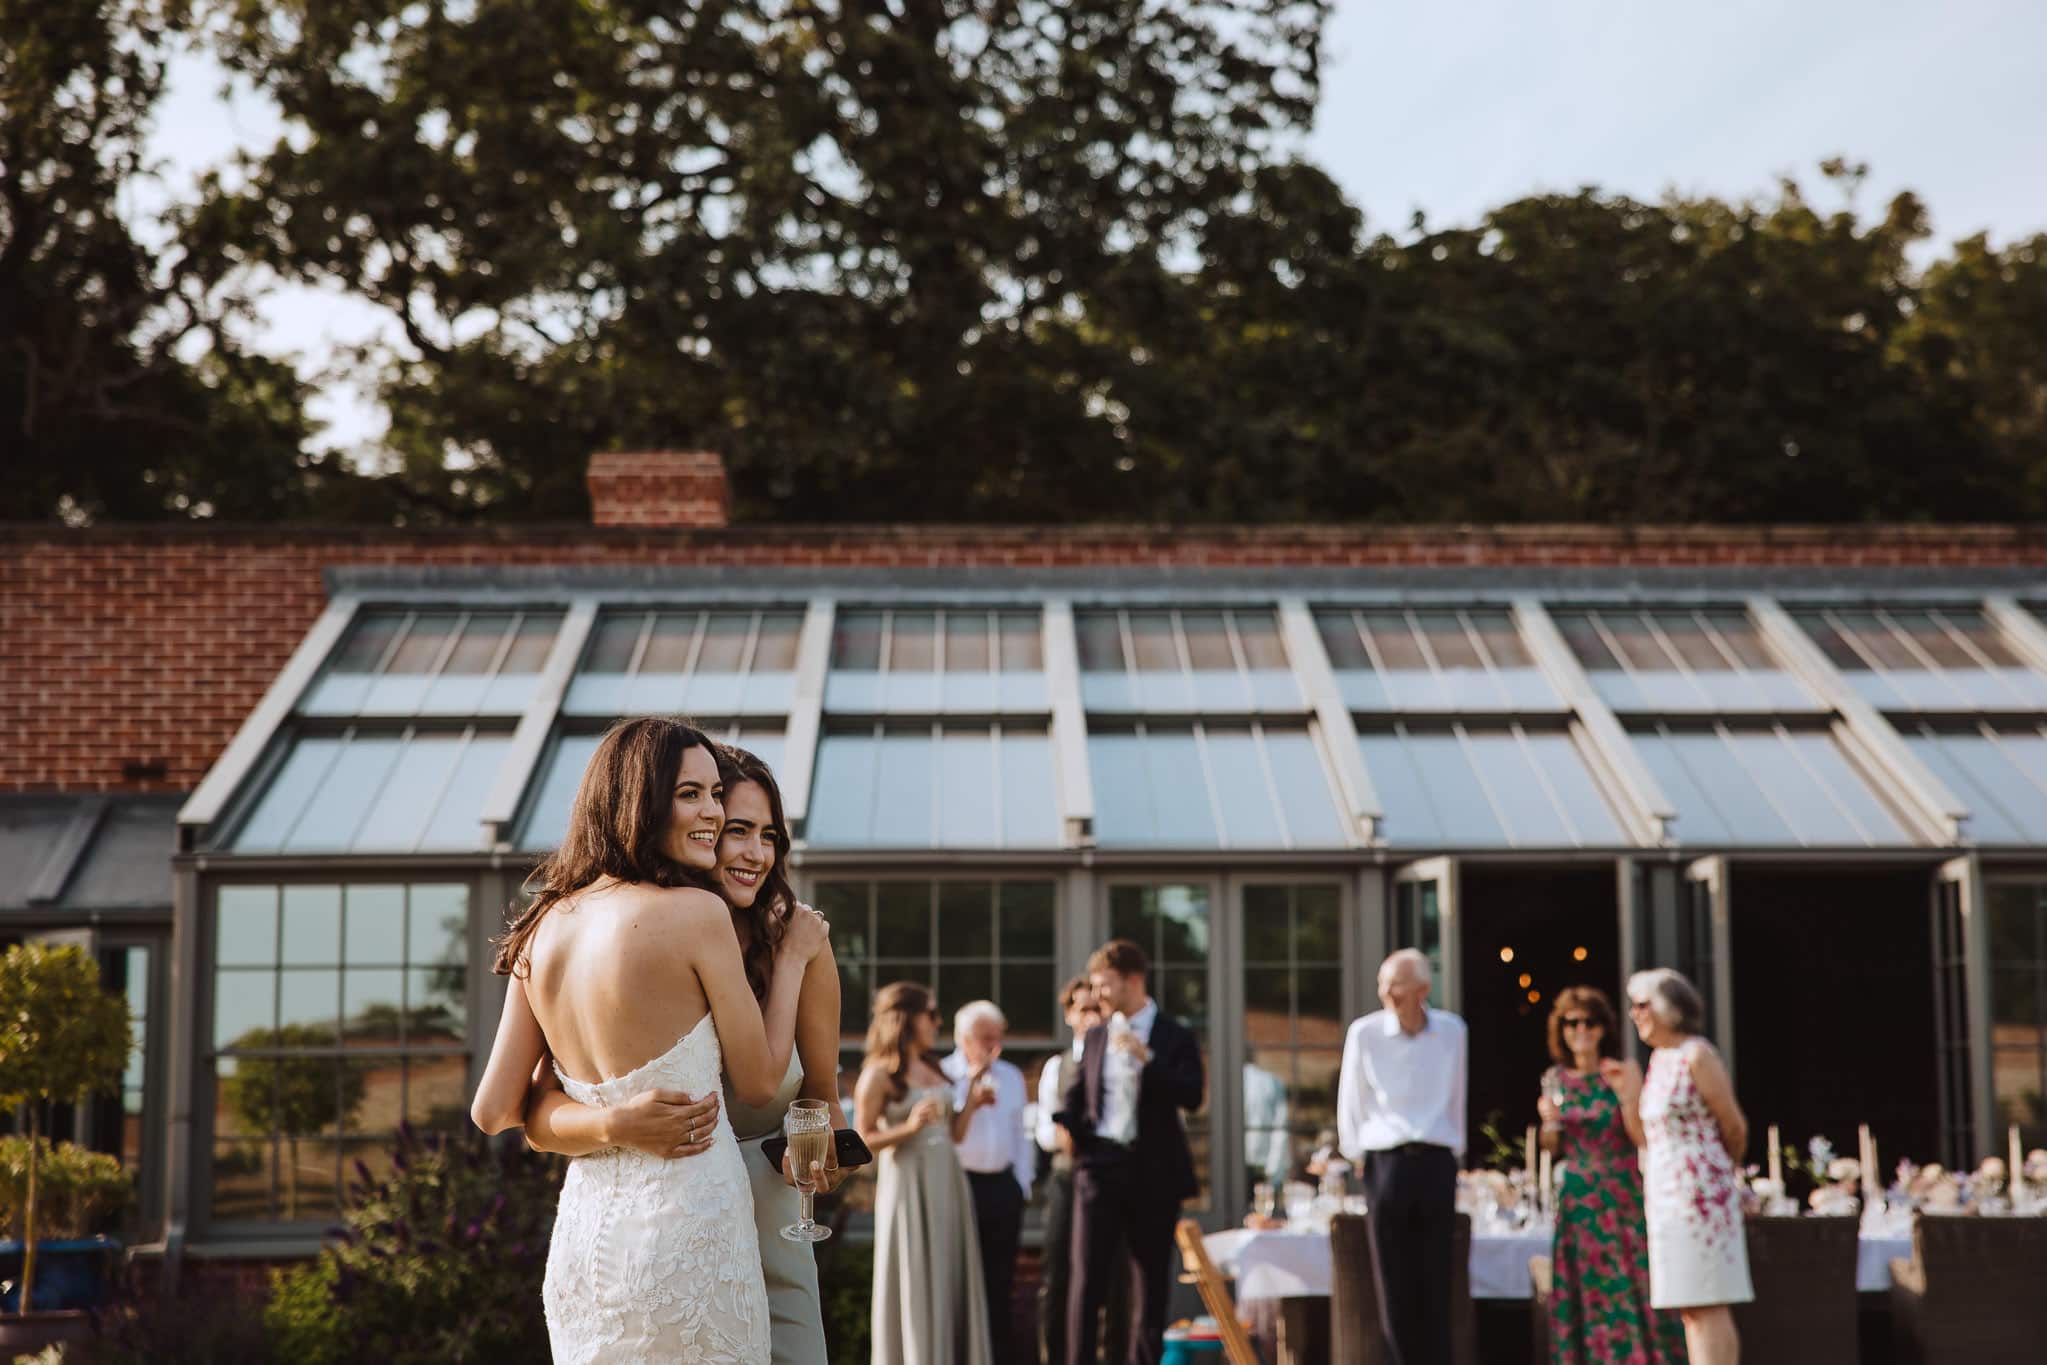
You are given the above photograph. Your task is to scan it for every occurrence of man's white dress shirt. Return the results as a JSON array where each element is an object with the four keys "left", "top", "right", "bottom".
[
  {"left": 1098, "top": 998, "right": 1159, "bottom": 1147},
  {"left": 942, "top": 1051, "right": 1034, "bottom": 1199},
  {"left": 1336, "top": 1007, "right": 1468, "bottom": 1160},
  {"left": 1036, "top": 1037, "right": 1086, "bottom": 1153}
]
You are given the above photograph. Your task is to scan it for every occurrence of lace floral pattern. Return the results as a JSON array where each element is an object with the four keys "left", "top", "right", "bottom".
[
  {"left": 543, "top": 1014, "right": 771, "bottom": 1364},
  {"left": 1639, "top": 1039, "right": 1754, "bottom": 1310}
]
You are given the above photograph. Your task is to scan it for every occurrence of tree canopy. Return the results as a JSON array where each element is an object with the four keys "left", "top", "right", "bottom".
[{"left": 5, "top": 1, "right": 2046, "bottom": 525}]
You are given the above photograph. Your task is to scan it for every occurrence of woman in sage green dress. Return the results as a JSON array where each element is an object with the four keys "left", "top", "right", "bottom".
[
  {"left": 1538, "top": 986, "right": 1687, "bottom": 1365},
  {"left": 855, "top": 981, "right": 994, "bottom": 1365}
]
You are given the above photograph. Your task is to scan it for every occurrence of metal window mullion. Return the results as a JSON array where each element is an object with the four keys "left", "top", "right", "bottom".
[
  {"left": 271, "top": 725, "right": 356, "bottom": 851},
  {"left": 736, "top": 609, "right": 765, "bottom": 680},
  {"left": 1221, "top": 610, "right": 1253, "bottom": 696},
  {"left": 1454, "top": 610, "right": 1516, "bottom": 709},
  {"left": 1246, "top": 721, "right": 1294, "bottom": 851},
  {"left": 408, "top": 725, "right": 477, "bottom": 855},
  {"left": 1693, "top": 610, "right": 1748, "bottom": 674},
  {"left": 1875, "top": 608, "right": 1972, "bottom": 709},
  {"left": 1585, "top": 611, "right": 1651, "bottom": 683},
  {"left": 926, "top": 721, "right": 943, "bottom": 847},
  {"left": 1773, "top": 720, "right": 1877, "bottom": 846},
  {"left": 1278, "top": 599, "right": 1376, "bottom": 845},
  {"left": 879, "top": 609, "right": 896, "bottom": 676},
  {"left": 1929, "top": 608, "right": 2031, "bottom": 708},
  {"left": 480, "top": 610, "right": 522, "bottom": 682},
  {"left": 623, "top": 611, "right": 656, "bottom": 678},
  {"left": 1821, "top": 608, "right": 1893, "bottom": 678},
  {"left": 1978, "top": 721, "right": 2047, "bottom": 806},
  {"left": 1982, "top": 597, "right": 2047, "bottom": 681},
  {"left": 778, "top": 598, "right": 835, "bottom": 832},
  {"left": 1351, "top": 609, "right": 1392, "bottom": 677},
  {"left": 480, "top": 597, "right": 596, "bottom": 843},
  {"left": 989, "top": 722, "right": 1006, "bottom": 851},
  {"left": 1640, "top": 613, "right": 1715, "bottom": 709},
  {"left": 1041, "top": 599, "right": 1094, "bottom": 846},
  {"left": 425, "top": 610, "right": 467, "bottom": 684},
  {"left": 680, "top": 610, "right": 709, "bottom": 678},
  {"left": 1405, "top": 609, "right": 1448, "bottom": 687},
  {"left": 346, "top": 725, "right": 412, "bottom": 854}
]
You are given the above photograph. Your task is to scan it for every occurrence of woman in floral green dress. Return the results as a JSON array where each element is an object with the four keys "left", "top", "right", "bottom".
[{"left": 1538, "top": 987, "right": 1688, "bottom": 1365}]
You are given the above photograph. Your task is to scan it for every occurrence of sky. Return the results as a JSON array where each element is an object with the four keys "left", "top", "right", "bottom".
[{"left": 145, "top": 0, "right": 2047, "bottom": 460}]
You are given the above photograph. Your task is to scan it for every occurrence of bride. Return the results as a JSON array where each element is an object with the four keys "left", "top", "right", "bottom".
[{"left": 471, "top": 717, "right": 829, "bottom": 1363}]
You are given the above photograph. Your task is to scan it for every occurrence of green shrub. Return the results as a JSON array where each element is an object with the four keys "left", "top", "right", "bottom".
[
  {"left": 262, "top": 1124, "right": 562, "bottom": 1365},
  {"left": 0, "top": 1136, "right": 133, "bottom": 1240},
  {"left": 72, "top": 1291, "right": 274, "bottom": 1365},
  {"left": 816, "top": 1237, "right": 874, "bottom": 1361}
]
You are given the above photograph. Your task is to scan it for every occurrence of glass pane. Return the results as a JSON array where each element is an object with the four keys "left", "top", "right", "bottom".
[
  {"left": 1297, "top": 886, "right": 1342, "bottom": 962},
  {"left": 235, "top": 738, "right": 342, "bottom": 849},
  {"left": 342, "top": 970, "right": 405, "bottom": 1044},
  {"left": 210, "top": 1140, "right": 276, "bottom": 1220},
  {"left": 213, "top": 969, "right": 276, "bottom": 1049},
  {"left": 406, "top": 1055, "right": 472, "bottom": 1132},
  {"left": 408, "top": 966, "right": 466, "bottom": 1042},
  {"left": 521, "top": 733, "right": 599, "bottom": 850},
  {"left": 832, "top": 611, "right": 884, "bottom": 670},
  {"left": 945, "top": 614, "right": 991, "bottom": 672},
  {"left": 331, "top": 615, "right": 403, "bottom": 673},
  {"left": 695, "top": 614, "right": 749, "bottom": 673},
  {"left": 1116, "top": 729, "right": 1216, "bottom": 846},
  {"left": 1939, "top": 609, "right": 2020, "bottom": 666},
  {"left": 875, "top": 882, "right": 931, "bottom": 959},
  {"left": 351, "top": 735, "right": 464, "bottom": 851},
  {"left": 1892, "top": 611, "right": 1976, "bottom": 669},
  {"left": 1075, "top": 613, "right": 1125, "bottom": 672},
  {"left": 277, "top": 968, "right": 341, "bottom": 1034},
  {"left": 418, "top": 735, "right": 506, "bottom": 850},
  {"left": 1362, "top": 613, "right": 1426, "bottom": 670},
  {"left": 1128, "top": 613, "right": 1179, "bottom": 671},
  {"left": 442, "top": 615, "right": 511, "bottom": 674},
  {"left": 1794, "top": 613, "right": 1866, "bottom": 671},
  {"left": 1181, "top": 613, "right": 1235, "bottom": 670},
  {"left": 1522, "top": 732, "right": 1625, "bottom": 844},
  {"left": 1315, "top": 611, "right": 1369, "bottom": 669},
  {"left": 837, "top": 960, "right": 870, "bottom": 1040},
  {"left": 1663, "top": 732, "right": 1791, "bottom": 844},
  {"left": 1781, "top": 732, "right": 1911, "bottom": 844},
  {"left": 1553, "top": 612, "right": 1620, "bottom": 670},
  {"left": 386, "top": 615, "right": 457, "bottom": 673},
  {"left": 639, "top": 613, "right": 700, "bottom": 672},
  {"left": 583, "top": 614, "right": 643, "bottom": 672},
  {"left": 1630, "top": 731, "right": 1735, "bottom": 845},
  {"left": 999, "top": 964, "right": 1057, "bottom": 1036},
  {"left": 500, "top": 614, "right": 559, "bottom": 672},
  {"left": 1245, "top": 968, "right": 1293, "bottom": 1047},
  {"left": 282, "top": 736, "right": 402, "bottom": 851},
  {"left": 218, "top": 886, "right": 279, "bottom": 966},
  {"left": 1405, "top": 732, "right": 1507, "bottom": 845},
  {"left": 805, "top": 732, "right": 879, "bottom": 845},
  {"left": 1657, "top": 613, "right": 1732, "bottom": 670},
  {"left": 751, "top": 612, "right": 803, "bottom": 672},
  {"left": 281, "top": 885, "right": 343, "bottom": 966},
  {"left": 814, "top": 883, "right": 871, "bottom": 962},
  {"left": 1236, "top": 612, "right": 1288, "bottom": 669},
  {"left": 1471, "top": 611, "right": 1531, "bottom": 667},
  {"left": 999, "top": 882, "right": 1057, "bottom": 958},
  {"left": 937, "top": 882, "right": 995, "bottom": 958},
  {"left": 889, "top": 613, "right": 937, "bottom": 672},
  {"left": 1242, "top": 885, "right": 1291, "bottom": 962},
  {"left": 1602, "top": 613, "right": 1674, "bottom": 670},
  {"left": 997, "top": 613, "right": 1042, "bottom": 670},
  {"left": 344, "top": 884, "right": 406, "bottom": 964},
  {"left": 1266, "top": 730, "right": 1348, "bottom": 847},
  {"left": 936, "top": 962, "right": 994, "bottom": 1016},
  {"left": 1417, "top": 612, "right": 1481, "bottom": 670},
  {"left": 1836, "top": 611, "right": 1919, "bottom": 670},
  {"left": 871, "top": 730, "right": 936, "bottom": 845},
  {"left": 1704, "top": 611, "right": 1774, "bottom": 669},
  {"left": 1297, "top": 968, "right": 1344, "bottom": 1030},
  {"left": 936, "top": 730, "right": 999, "bottom": 847},
  {"left": 1202, "top": 728, "right": 1284, "bottom": 848},
  {"left": 998, "top": 732, "right": 1061, "bottom": 848},
  {"left": 409, "top": 885, "right": 470, "bottom": 965}
]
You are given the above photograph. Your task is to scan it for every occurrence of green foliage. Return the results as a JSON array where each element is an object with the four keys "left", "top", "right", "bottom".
[
  {"left": 0, "top": 944, "right": 133, "bottom": 1112},
  {"left": 67, "top": 1291, "right": 274, "bottom": 1365},
  {"left": 816, "top": 1238, "right": 875, "bottom": 1362},
  {"left": 0, "top": 1136, "right": 132, "bottom": 1240},
  {"left": 262, "top": 1125, "right": 562, "bottom": 1365}
]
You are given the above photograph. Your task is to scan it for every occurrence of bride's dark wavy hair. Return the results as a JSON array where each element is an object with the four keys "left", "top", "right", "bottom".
[
  {"left": 715, "top": 743, "right": 796, "bottom": 1003},
  {"left": 493, "top": 716, "right": 721, "bottom": 977}
]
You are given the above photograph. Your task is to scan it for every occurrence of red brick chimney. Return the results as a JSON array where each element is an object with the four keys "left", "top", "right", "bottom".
[{"left": 587, "top": 450, "right": 731, "bottom": 528}]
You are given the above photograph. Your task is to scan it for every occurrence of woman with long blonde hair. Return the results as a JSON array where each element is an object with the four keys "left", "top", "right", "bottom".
[{"left": 854, "top": 982, "right": 993, "bottom": 1365}]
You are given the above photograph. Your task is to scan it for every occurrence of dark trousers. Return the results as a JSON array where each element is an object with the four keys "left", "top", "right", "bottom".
[
  {"left": 1042, "top": 1164, "right": 1129, "bottom": 1365},
  {"left": 1361, "top": 1144, "right": 1457, "bottom": 1365},
  {"left": 1067, "top": 1158, "right": 1176, "bottom": 1365},
  {"left": 968, "top": 1169, "right": 1026, "bottom": 1364}
]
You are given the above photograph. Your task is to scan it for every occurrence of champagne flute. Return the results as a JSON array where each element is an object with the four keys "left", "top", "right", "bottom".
[{"left": 780, "top": 1099, "right": 834, "bottom": 1243}]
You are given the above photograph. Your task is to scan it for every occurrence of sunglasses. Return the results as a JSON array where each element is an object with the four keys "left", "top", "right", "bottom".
[{"left": 1560, "top": 1016, "right": 1598, "bottom": 1030}]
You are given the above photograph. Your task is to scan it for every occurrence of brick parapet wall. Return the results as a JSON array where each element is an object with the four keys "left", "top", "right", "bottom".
[{"left": 7, "top": 521, "right": 2047, "bottom": 794}]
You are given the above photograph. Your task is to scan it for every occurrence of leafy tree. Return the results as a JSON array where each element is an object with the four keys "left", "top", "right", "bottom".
[
  {"left": 0, "top": 0, "right": 412, "bottom": 523},
  {"left": 0, "top": 944, "right": 132, "bottom": 1313},
  {"left": 192, "top": 0, "right": 1328, "bottom": 520},
  {"left": 222, "top": 1024, "right": 367, "bottom": 1219}
]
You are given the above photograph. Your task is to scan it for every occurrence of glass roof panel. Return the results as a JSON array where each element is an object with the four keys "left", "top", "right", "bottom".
[
  {"left": 234, "top": 730, "right": 506, "bottom": 853},
  {"left": 1789, "top": 607, "right": 2047, "bottom": 711},
  {"left": 1077, "top": 609, "right": 1299, "bottom": 714},
  {"left": 1630, "top": 726, "right": 1913, "bottom": 847},
  {"left": 806, "top": 726, "right": 1057, "bottom": 848},
  {"left": 302, "top": 609, "right": 564, "bottom": 718},
  {"left": 1358, "top": 727, "right": 1623, "bottom": 848},
  {"left": 564, "top": 608, "right": 798, "bottom": 718},
  {"left": 1087, "top": 725, "right": 1339, "bottom": 848},
  {"left": 1320, "top": 608, "right": 1558, "bottom": 713},
  {"left": 1902, "top": 725, "right": 2047, "bottom": 844},
  {"left": 1552, "top": 608, "right": 1815, "bottom": 714},
  {"left": 824, "top": 609, "right": 1048, "bottom": 713}
]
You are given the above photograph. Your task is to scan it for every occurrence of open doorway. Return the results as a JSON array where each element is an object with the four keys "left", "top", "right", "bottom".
[
  {"left": 1458, "top": 866, "right": 1620, "bottom": 1160},
  {"left": 1729, "top": 865, "right": 1938, "bottom": 1167}
]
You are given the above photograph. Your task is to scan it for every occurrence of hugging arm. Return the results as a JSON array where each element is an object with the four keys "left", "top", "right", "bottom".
[{"left": 471, "top": 974, "right": 547, "bottom": 1135}]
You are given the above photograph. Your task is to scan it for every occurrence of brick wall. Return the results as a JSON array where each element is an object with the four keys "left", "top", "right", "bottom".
[{"left": 7, "top": 521, "right": 2047, "bottom": 794}]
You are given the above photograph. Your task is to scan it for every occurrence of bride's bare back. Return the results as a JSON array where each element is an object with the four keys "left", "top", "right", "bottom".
[{"left": 523, "top": 877, "right": 731, "bottom": 1085}]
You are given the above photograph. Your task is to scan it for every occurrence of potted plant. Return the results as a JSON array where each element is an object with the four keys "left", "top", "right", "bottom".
[{"left": 0, "top": 943, "right": 132, "bottom": 1347}]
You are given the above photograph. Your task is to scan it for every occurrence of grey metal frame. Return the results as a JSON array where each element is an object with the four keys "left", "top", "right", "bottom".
[
  {"left": 482, "top": 599, "right": 594, "bottom": 846},
  {"left": 1279, "top": 599, "right": 1378, "bottom": 845},
  {"left": 1041, "top": 600, "right": 1096, "bottom": 845}
]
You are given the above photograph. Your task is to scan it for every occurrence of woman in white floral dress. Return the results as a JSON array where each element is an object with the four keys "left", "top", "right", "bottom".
[{"left": 1623, "top": 968, "right": 1752, "bottom": 1365}]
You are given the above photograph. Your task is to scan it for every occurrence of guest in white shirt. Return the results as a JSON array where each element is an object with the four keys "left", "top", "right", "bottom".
[
  {"left": 943, "top": 1000, "right": 1033, "bottom": 1365},
  {"left": 1034, "top": 978, "right": 1118, "bottom": 1365},
  {"left": 1336, "top": 948, "right": 1467, "bottom": 1365}
]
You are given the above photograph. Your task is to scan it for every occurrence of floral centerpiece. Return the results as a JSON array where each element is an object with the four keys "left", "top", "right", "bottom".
[{"left": 1799, "top": 1136, "right": 1861, "bottom": 1216}]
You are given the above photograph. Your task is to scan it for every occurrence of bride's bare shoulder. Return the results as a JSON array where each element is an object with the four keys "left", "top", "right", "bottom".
[{"left": 611, "top": 883, "right": 731, "bottom": 942}]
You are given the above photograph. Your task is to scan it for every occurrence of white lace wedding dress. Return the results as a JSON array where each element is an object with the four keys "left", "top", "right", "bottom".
[{"left": 543, "top": 1012, "right": 771, "bottom": 1364}]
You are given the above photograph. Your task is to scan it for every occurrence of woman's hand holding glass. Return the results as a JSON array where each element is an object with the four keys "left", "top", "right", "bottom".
[{"left": 780, "top": 1099, "right": 833, "bottom": 1243}]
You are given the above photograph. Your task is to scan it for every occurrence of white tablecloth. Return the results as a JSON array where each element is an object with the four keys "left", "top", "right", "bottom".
[{"left": 1205, "top": 1225, "right": 1914, "bottom": 1302}]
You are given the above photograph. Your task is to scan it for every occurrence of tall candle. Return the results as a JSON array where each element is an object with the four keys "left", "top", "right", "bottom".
[
  {"left": 1767, "top": 1125, "right": 1782, "bottom": 1190},
  {"left": 1525, "top": 1125, "right": 1537, "bottom": 1178},
  {"left": 2013, "top": 1124, "right": 2025, "bottom": 1194},
  {"left": 1539, "top": 1149, "right": 1553, "bottom": 1216},
  {"left": 1867, "top": 1135, "right": 1880, "bottom": 1203}
]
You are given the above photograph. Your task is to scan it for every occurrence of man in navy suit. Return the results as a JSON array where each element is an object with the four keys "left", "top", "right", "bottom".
[{"left": 1057, "top": 938, "right": 1206, "bottom": 1365}]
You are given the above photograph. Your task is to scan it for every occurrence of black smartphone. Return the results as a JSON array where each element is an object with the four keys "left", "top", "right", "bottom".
[{"left": 760, "top": 1128, "right": 873, "bottom": 1175}]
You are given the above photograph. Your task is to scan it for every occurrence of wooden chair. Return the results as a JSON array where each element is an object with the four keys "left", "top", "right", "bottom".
[
  {"left": 1328, "top": 1212, "right": 1480, "bottom": 1365},
  {"left": 1889, "top": 1213, "right": 2047, "bottom": 1365},
  {"left": 1173, "top": 1218, "right": 1263, "bottom": 1365},
  {"left": 1275, "top": 1295, "right": 1329, "bottom": 1365},
  {"left": 1733, "top": 1215, "right": 1859, "bottom": 1364}
]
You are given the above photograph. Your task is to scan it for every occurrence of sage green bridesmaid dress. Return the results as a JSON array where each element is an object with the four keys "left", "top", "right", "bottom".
[{"left": 725, "top": 1054, "right": 830, "bottom": 1365}]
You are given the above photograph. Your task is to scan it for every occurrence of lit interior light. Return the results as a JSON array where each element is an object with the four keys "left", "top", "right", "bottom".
[
  {"left": 1573, "top": 946, "right": 1589, "bottom": 961},
  {"left": 1499, "top": 947, "right": 1514, "bottom": 963},
  {"left": 1518, "top": 973, "right": 1532, "bottom": 988},
  {"left": 1527, "top": 989, "right": 1541, "bottom": 1004}
]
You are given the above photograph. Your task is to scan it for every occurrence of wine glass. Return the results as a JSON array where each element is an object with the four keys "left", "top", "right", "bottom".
[
  {"left": 779, "top": 1099, "right": 833, "bottom": 1243},
  {"left": 1254, "top": 1181, "right": 1277, "bottom": 1220}
]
